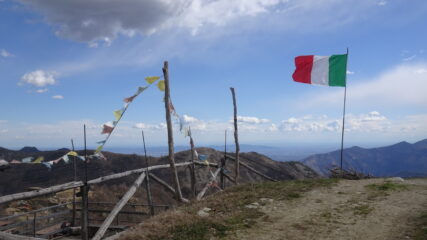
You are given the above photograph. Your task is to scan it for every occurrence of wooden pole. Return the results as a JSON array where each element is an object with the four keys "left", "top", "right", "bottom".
[
  {"left": 81, "top": 125, "right": 88, "bottom": 240},
  {"left": 189, "top": 127, "right": 196, "bottom": 198},
  {"left": 221, "top": 130, "right": 227, "bottom": 189},
  {"left": 71, "top": 139, "right": 77, "bottom": 227},
  {"left": 91, "top": 173, "right": 146, "bottom": 240},
  {"left": 230, "top": 87, "right": 240, "bottom": 183},
  {"left": 340, "top": 48, "right": 349, "bottom": 171},
  {"left": 142, "top": 130, "right": 155, "bottom": 216},
  {"left": 196, "top": 168, "right": 222, "bottom": 200},
  {"left": 0, "top": 162, "right": 196, "bottom": 205},
  {"left": 162, "top": 61, "right": 184, "bottom": 202}
]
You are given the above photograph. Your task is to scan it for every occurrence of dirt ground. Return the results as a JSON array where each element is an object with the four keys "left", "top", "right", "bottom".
[{"left": 229, "top": 178, "right": 427, "bottom": 240}]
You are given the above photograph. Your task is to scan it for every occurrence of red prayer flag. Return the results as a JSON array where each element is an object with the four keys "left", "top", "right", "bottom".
[{"left": 101, "top": 124, "right": 114, "bottom": 134}]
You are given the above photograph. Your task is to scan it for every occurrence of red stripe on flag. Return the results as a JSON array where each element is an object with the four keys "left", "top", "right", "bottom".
[{"left": 292, "top": 55, "right": 314, "bottom": 84}]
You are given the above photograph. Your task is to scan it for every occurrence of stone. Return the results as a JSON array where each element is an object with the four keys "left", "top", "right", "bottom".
[{"left": 386, "top": 177, "right": 405, "bottom": 182}]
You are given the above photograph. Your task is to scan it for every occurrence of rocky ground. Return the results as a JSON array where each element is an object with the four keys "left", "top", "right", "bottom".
[{"left": 230, "top": 178, "right": 427, "bottom": 240}]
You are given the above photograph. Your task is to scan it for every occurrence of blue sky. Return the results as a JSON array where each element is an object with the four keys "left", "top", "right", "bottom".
[{"left": 0, "top": 0, "right": 427, "bottom": 150}]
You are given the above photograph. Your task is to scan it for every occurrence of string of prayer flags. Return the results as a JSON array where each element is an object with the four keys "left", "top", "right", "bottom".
[
  {"left": 157, "top": 80, "right": 165, "bottom": 91},
  {"left": 95, "top": 77, "right": 160, "bottom": 154},
  {"left": 145, "top": 76, "right": 160, "bottom": 84}
]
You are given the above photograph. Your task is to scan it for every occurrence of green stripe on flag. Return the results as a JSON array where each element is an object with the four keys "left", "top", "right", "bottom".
[{"left": 328, "top": 54, "right": 347, "bottom": 87}]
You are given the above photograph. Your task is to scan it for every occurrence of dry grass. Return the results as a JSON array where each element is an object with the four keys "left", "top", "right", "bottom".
[{"left": 120, "top": 179, "right": 338, "bottom": 240}]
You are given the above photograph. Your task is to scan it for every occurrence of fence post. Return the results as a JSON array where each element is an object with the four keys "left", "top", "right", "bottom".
[
  {"left": 81, "top": 185, "right": 89, "bottom": 240},
  {"left": 230, "top": 87, "right": 240, "bottom": 183},
  {"left": 163, "top": 61, "right": 184, "bottom": 201},
  {"left": 33, "top": 212, "right": 36, "bottom": 237},
  {"left": 190, "top": 134, "right": 197, "bottom": 198}
]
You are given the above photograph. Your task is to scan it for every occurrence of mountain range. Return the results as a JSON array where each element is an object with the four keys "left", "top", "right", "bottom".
[{"left": 301, "top": 139, "right": 427, "bottom": 177}]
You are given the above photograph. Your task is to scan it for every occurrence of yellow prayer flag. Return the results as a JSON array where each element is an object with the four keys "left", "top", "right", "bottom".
[
  {"left": 157, "top": 80, "right": 165, "bottom": 91},
  {"left": 96, "top": 145, "right": 103, "bottom": 153},
  {"left": 145, "top": 76, "right": 160, "bottom": 84},
  {"left": 113, "top": 109, "right": 123, "bottom": 121},
  {"left": 67, "top": 151, "right": 78, "bottom": 157},
  {"left": 33, "top": 156, "right": 44, "bottom": 164}
]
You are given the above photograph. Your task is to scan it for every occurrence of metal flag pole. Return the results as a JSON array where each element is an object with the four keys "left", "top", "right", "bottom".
[
  {"left": 71, "top": 139, "right": 77, "bottom": 226},
  {"left": 142, "top": 130, "right": 155, "bottom": 216},
  {"left": 340, "top": 48, "right": 349, "bottom": 171}
]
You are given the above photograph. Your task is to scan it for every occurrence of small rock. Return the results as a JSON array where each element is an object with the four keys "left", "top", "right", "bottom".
[
  {"left": 260, "top": 198, "right": 274, "bottom": 203},
  {"left": 245, "top": 202, "right": 260, "bottom": 209},
  {"left": 197, "top": 207, "right": 212, "bottom": 217},
  {"left": 387, "top": 177, "right": 405, "bottom": 182}
]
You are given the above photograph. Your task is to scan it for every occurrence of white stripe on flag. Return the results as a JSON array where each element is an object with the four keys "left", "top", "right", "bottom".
[{"left": 311, "top": 56, "right": 329, "bottom": 86}]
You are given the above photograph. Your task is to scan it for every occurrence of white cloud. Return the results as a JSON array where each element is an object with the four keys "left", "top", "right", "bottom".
[
  {"left": 134, "top": 122, "right": 167, "bottom": 130},
  {"left": 18, "top": 0, "right": 380, "bottom": 45},
  {"left": 181, "top": 114, "right": 199, "bottom": 124},
  {"left": 52, "top": 95, "right": 64, "bottom": 99},
  {"left": 303, "top": 62, "right": 427, "bottom": 110},
  {"left": 403, "top": 55, "right": 416, "bottom": 61},
  {"left": 20, "top": 70, "right": 57, "bottom": 87},
  {"left": 377, "top": 0, "right": 387, "bottom": 6},
  {"left": 346, "top": 70, "right": 355, "bottom": 75},
  {"left": 236, "top": 116, "right": 270, "bottom": 124},
  {"left": 36, "top": 88, "right": 48, "bottom": 93},
  {"left": 279, "top": 112, "right": 390, "bottom": 133},
  {"left": 0, "top": 49, "right": 13, "bottom": 58}
]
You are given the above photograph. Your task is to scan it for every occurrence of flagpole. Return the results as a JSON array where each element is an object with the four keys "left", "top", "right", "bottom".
[{"left": 340, "top": 48, "right": 349, "bottom": 171}]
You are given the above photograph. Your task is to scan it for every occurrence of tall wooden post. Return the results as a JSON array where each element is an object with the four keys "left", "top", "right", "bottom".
[
  {"left": 189, "top": 128, "right": 196, "bottom": 198},
  {"left": 221, "top": 130, "right": 227, "bottom": 189},
  {"left": 142, "top": 130, "right": 155, "bottom": 216},
  {"left": 81, "top": 126, "right": 89, "bottom": 240},
  {"left": 163, "top": 61, "right": 184, "bottom": 201},
  {"left": 71, "top": 139, "right": 77, "bottom": 227},
  {"left": 230, "top": 88, "right": 240, "bottom": 183}
]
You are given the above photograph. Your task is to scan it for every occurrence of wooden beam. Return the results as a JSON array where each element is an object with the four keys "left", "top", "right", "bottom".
[
  {"left": 230, "top": 87, "right": 240, "bottom": 183},
  {"left": 0, "top": 162, "right": 194, "bottom": 205},
  {"left": 92, "top": 172, "right": 146, "bottom": 240},
  {"left": 163, "top": 61, "right": 184, "bottom": 202},
  {"left": 0, "top": 231, "right": 44, "bottom": 240},
  {"left": 0, "top": 181, "right": 83, "bottom": 205},
  {"left": 225, "top": 155, "right": 277, "bottom": 182},
  {"left": 196, "top": 167, "right": 222, "bottom": 201},
  {"left": 148, "top": 173, "right": 176, "bottom": 195}
]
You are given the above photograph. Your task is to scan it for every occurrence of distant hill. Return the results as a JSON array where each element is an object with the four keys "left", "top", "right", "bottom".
[
  {"left": 301, "top": 139, "right": 427, "bottom": 177},
  {"left": 0, "top": 147, "right": 319, "bottom": 198}
]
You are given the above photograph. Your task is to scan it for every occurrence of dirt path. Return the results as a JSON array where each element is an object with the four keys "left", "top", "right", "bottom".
[{"left": 229, "top": 178, "right": 427, "bottom": 240}]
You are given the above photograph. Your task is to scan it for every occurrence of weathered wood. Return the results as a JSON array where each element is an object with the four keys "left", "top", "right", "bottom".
[
  {"left": 222, "top": 172, "right": 235, "bottom": 183},
  {"left": 196, "top": 167, "right": 222, "bottom": 201},
  {"left": 0, "top": 181, "right": 84, "bottom": 205},
  {"left": 230, "top": 87, "right": 240, "bottom": 183},
  {"left": 92, "top": 172, "right": 146, "bottom": 240},
  {"left": 141, "top": 130, "right": 155, "bottom": 216},
  {"left": 189, "top": 134, "right": 196, "bottom": 198},
  {"left": 0, "top": 231, "right": 44, "bottom": 240},
  {"left": 0, "top": 202, "right": 71, "bottom": 222},
  {"left": 221, "top": 130, "right": 227, "bottom": 189},
  {"left": 71, "top": 139, "right": 77, "bottom": 227},
  {"left": 194, "top": 161, "right": 218, "bottom": 168},
  {"left": 80, "top": 185, "right": 89, "bottom": 240},
  {"left": 225, "top": 155, "right": 277, "bottom": 182},
  {"left": 163, "top": 61, "right": 184, "bottom": 202},
  {"left": 148, "top": 173, "right": 176, "bottom": 195},
  {"left": 0, "top": 162, "right": 194, "bottom": 205}
]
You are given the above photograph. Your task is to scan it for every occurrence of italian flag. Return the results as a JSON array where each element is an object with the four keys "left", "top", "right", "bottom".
[{"left": 292, "top": 54, "right": 348, "bottom": 87}]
